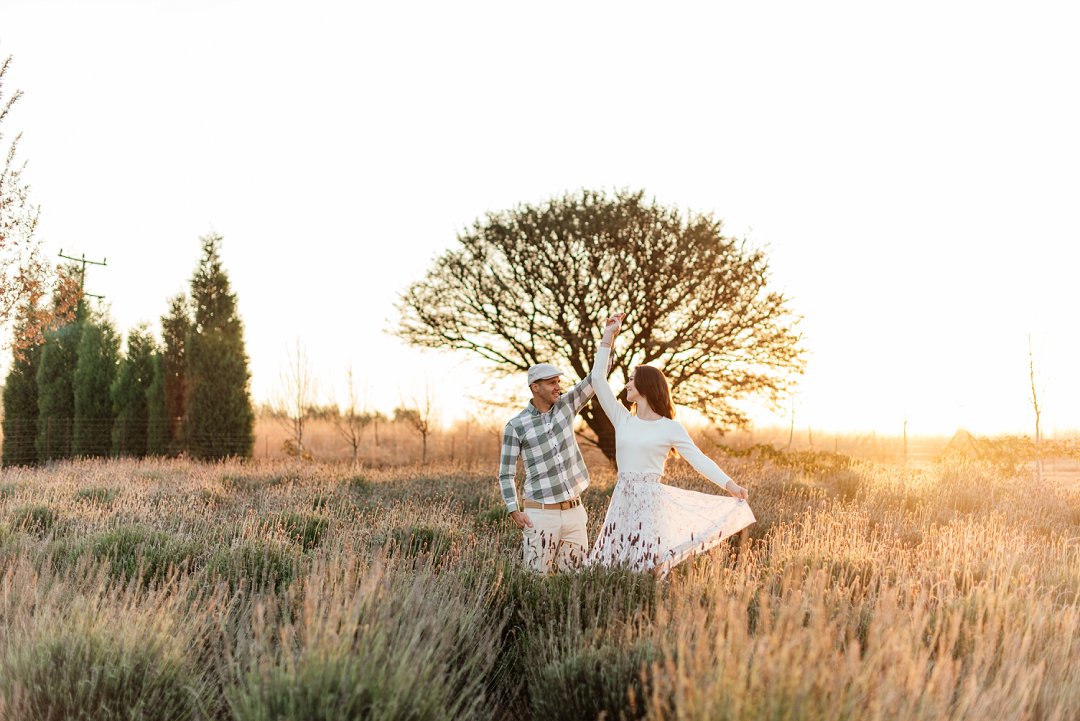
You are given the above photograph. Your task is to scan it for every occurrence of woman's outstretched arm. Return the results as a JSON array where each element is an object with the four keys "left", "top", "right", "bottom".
[{"left": 671, "top": 423, "right": 750, "bottom": 500}]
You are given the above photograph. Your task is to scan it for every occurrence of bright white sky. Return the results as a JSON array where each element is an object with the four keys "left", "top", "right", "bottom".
[{"left": 1, "top": 0, "right": 1078, "bottom": 438}]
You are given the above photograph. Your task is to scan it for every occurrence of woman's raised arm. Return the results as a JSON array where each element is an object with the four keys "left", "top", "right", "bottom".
[{"left": 591, "top": 314, "right": 630, "bottom": 427}]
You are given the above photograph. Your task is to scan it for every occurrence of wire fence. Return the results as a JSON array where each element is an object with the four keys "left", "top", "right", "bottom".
[
  {"left": 0, "top": 416, "right": 255, "bottom": 462},
  {"left": 1, "top": 415, "right": 508, "bottom": 467}
]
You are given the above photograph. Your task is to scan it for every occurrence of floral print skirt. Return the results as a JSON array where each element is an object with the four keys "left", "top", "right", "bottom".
[{"left": 588, "top": 471, "right": 756, "bottom": 575}]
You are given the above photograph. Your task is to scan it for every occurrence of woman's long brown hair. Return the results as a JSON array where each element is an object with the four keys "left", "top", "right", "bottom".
[{"left": 631, "top": 365, "right": 675, "bottom": 419}]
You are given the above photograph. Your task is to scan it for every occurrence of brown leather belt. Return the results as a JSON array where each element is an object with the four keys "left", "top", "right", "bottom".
[{"left": 523, "top": 497, "right": 582, "bottom": 511}]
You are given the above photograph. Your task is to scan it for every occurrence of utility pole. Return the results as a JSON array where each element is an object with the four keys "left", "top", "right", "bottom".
[{"left": 58, "top": 249, "right": 107, "bottom": 300}]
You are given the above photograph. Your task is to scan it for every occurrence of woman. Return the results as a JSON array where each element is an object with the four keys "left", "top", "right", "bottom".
[{"left": 588, "top": 313, "right": 755, "bottom": 575}]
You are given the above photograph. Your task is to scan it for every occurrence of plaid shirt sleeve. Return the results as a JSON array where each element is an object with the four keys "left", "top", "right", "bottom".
[
  {"left": 561, "top": 371, "right": 595, "bottom": 414},
  {"left": 498, "top": 421, "right": 522, "bottom": 512}
]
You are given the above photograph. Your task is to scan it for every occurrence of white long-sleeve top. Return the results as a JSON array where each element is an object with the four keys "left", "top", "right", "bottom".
[{"left": 592, "top": 345, "right": 734, "bottom": 488}]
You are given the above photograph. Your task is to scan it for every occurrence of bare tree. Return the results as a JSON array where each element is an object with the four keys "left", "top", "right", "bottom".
[
  {"left": 273, "top": 338, "right": 318, "bottom": 457},
  {"left": 0, "top": 55, "right": 79, "bottom": 355},
  {"left": 1028, "top": 334, "right": 1043, "bottom": 483},
  {"left": 395, "top": 385, "right": 438, "bottom": 465},
  {"left": 331, "top": 364, "right": 373, "bottom": 467},
  {"left": 396, "top": 189, "right": 805, "bottom": 462}
]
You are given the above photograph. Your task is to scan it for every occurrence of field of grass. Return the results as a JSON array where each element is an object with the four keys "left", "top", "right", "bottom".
[{"left": 0, "top": 451, "right": 1077, "bottom": 720}]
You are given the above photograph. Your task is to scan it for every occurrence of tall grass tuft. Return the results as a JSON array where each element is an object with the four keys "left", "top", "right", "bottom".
[
  {"left": 0, "top": 556, "right": 216, "bottom": 721},
  {"left": 384, "top": 525, "right": 455, "bottom": 558},
  {"left": 90, "top": 525, "right": 204, "bottom": 586},
  {"left": 10, "top": 504, "right": 58, "bottom": 535},
  {"left": 207, "top": 540, "right": 297, "bottom": 593},
  {"left": 276, "top": 512, "right": 329, "bottom": 550},
  {"left": 0, "top": 628, "right": 206, "bottom": 721},
  {"left": 223, "top": 553, "right": 504, "bottom": 721},
  {"left": 73, "top": 486, "right": 120, "bottom": 506},
  {"left": 529, "top": 634, "right": 657, "bottom": 721}
]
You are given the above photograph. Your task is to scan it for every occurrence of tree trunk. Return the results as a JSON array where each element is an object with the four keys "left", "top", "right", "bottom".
[{"left": 581, "top": 397, "right": 619, "bottom": 466}]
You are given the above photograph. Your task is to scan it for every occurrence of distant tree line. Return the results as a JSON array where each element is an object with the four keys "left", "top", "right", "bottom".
[{"left": 1, "top": 233, "right": 254, "bottom": 466}]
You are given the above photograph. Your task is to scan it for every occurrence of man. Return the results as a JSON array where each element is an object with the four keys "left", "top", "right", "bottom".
[{"left": 499, "top": 362, "right": 598, "bottom": 574}]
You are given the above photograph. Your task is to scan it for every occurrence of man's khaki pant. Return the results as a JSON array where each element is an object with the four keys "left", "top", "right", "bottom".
[{"left": 521, "top": 505, "right": 588, "bottom": 574}]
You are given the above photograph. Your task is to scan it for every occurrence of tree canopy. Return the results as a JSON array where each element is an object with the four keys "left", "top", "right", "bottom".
[
  {"left": 160, "top": 293, "right": 190, "bottom": 454},
  {"left": 396, "top": 189, "right": 805, "bottom": 461},
  {"left": 112, "top": 325, "right": 156, "bottom": 458},
  {"left": 35, "top": 294, "right": 85, "bottom": 462},
  {"left": 1, "top": 304, "right": 42, "bottom": 466},
  {"left": 185, "top": 233, "right": 254, "bottom": 460},
  {"left": 72, "top": 309, "right": 119, "bottom": 458}
]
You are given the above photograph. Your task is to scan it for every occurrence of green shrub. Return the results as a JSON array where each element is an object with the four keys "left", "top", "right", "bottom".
[
  {"left": 221, "top": 473, "right": 287, "bottom": 493},
  {"left": 506, "top": 565, "right": 659, "bottom": 631},
  {"left": 476, "top": 506, "right": 511, "bottom": 528},
  {"left": 486, "top": 564, "right": 660, "bottom": 711},
  {"left": 528, "top": 638, "right": 657, "bottom": 721},
  {"left": 44, "top": 535, "right": 90, "bottom": 575},
  {"left": 220, "top": 474, "right": 251, "bottom": 492},
  {"left": 90, "top": 525, "right": 204, "bottom": 585},
  {"left": 278, "top": 512, "right": 329, "bottom": 550},
  {"left": 11, "top": 505, "right": 58, "bottom": 535},
  {"left": 229, "top": 655, "right": 451, "bottom": 721},
  {"left": 208, "top": 540, "right": 296, "bottom": 593},
  {"left": 225, "top": 562, "right": 502, "bottom": 721},
  {"left": 384, "top": 526, "right": 453, "bottom": 558},
  {"left": 0, "top": 628, "right": 209, "bottom": 721},
  {"left": 73, "top": 486, "right": 119, "bottom": 505},
  {"left": 347, "top": 474, "right": 370, "bottom": 494}
]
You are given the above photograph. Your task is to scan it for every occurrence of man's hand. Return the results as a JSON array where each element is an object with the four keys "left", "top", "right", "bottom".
[
  {"left": 602, "top": 312, "right": 625, "bottom": 344},
  {"left": 510, "top": 510, "right": 533, "bottom": 530}
]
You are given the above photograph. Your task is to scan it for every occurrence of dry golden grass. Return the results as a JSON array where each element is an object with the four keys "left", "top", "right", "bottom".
[
  {"left": 252, "top": 416, "right": 506, "bottom": 467},
  {"left": 0, "top": 451, "right": 1076, "bottom": 720}
]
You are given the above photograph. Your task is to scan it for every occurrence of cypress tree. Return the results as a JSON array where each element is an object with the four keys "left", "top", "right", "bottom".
[
  {"left": 36, "top": 292, "right": 85, "bottom": 462},
  {"left": 145, "top": 351, "right": 168, "bottom": 456},
  {"left": 112, "top": 325, "right": 156, "bottom": 458},
  {"left": 161, "top": 293, "right": 190, "bottom": 455},
  {"left": 73, "top": 310, "right": 120, "bottom": 458},
  {"left": 186, "top": 233, "right": 254, "bottom": 459},
  {"left": 2, "top": 307, "right": 43, "bottom": 467}
]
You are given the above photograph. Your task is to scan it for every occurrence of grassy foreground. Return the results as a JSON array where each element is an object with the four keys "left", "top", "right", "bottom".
[{"left": 0, "top": 452, "right": 1077, "bottom": 721}]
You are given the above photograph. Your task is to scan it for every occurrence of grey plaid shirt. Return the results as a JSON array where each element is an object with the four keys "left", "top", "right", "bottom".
[{"left": 499, "top": 373, "right": 595, "bottom": 513}]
